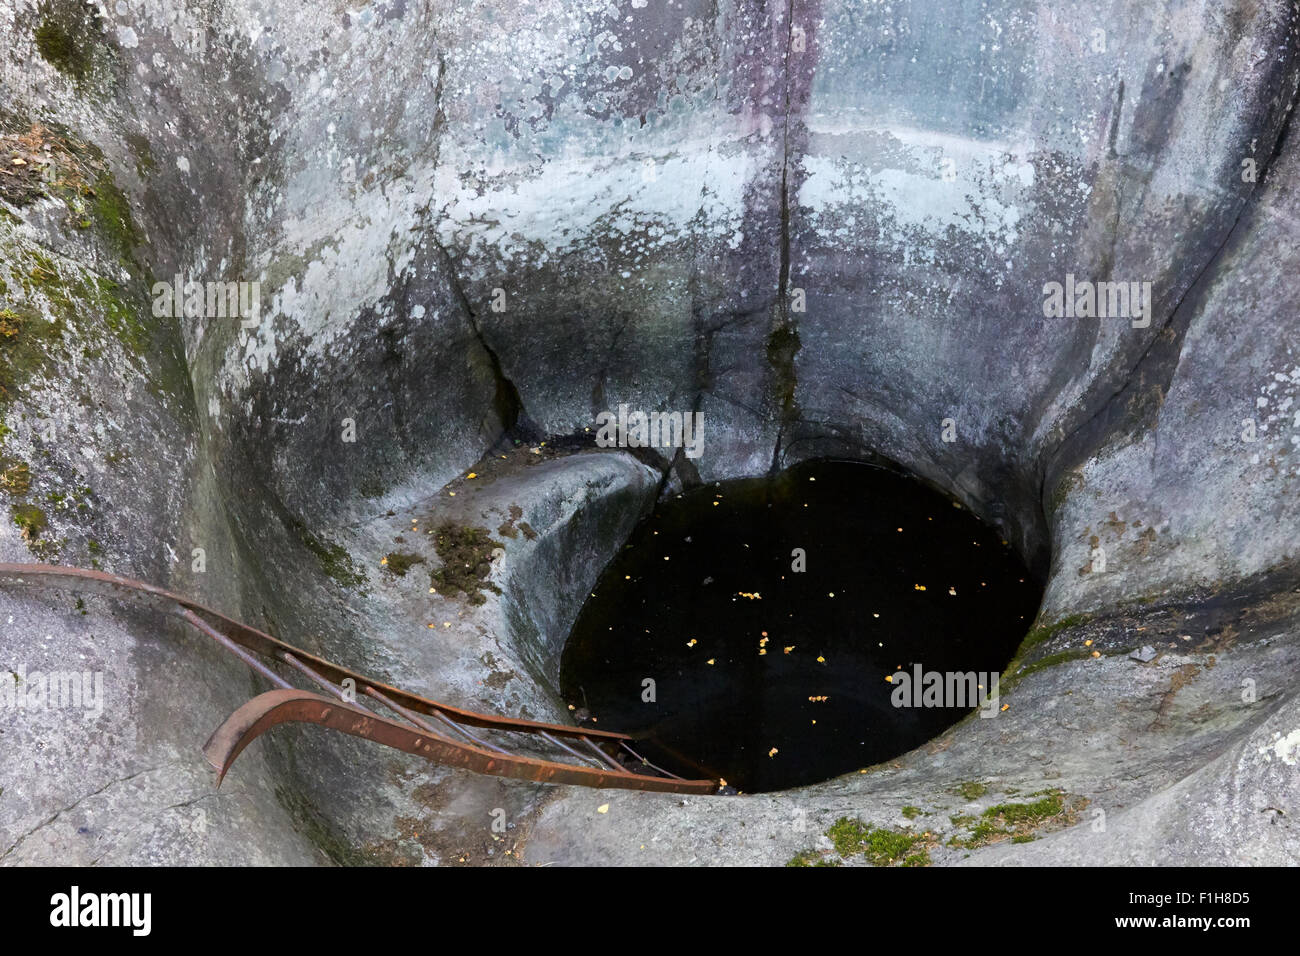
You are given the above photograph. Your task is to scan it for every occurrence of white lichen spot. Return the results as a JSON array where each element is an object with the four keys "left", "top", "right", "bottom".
[{"left": 1257, "top": 728, "right": 1300, "bottom": 765}]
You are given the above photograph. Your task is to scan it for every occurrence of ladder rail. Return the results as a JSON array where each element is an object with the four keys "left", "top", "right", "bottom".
[{"left": 0, "top": 563, "right": 719, "bottom": 795}]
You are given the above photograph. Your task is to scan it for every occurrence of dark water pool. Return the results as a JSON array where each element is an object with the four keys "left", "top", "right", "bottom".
[{"left": 560, "top": 459, "right": 1042, "bottom": 792}]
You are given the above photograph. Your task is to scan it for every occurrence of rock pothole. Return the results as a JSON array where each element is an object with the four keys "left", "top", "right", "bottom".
[{"left": 560, "top": 458, "right": 1042, "bottom": 792}]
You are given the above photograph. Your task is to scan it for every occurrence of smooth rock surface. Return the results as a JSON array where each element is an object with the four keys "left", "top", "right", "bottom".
[{"left": 0, "top": 0, "right": 1297, "bottom": 865}]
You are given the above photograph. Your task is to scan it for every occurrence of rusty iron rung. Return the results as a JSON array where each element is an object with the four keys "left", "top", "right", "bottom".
[
  {"left": 180, "top": 608, "right": 293, "bottom": 691},
  {"left": 580, "top": 735, "right": 626, "bottom": 772},
  {"left": 619, "top": 741, "right": 686, "bottom": 781},
  {"left": 536, "top": 730, "right": 608, "bottom": 770}
]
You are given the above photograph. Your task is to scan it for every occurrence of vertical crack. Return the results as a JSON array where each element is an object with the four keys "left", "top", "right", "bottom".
[
  {"left": 769, "top": 0, "right": 802, "bottom": 473},
  {"left": 432, "top": 239, "right": 530, "bottom": 437},
  {"left": 423, "top": 46, "right": 534, "bottom": 443}
]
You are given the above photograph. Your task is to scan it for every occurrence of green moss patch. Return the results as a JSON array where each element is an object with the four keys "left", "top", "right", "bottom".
[
  {"left": 1015, "top": 613, "right": 1093, "bottom": 656},
  {"left": 34, "top": 19, "right": 91, "bottom": 83},
  {"left": 290, "top": 521, "right": 365, "bottom": 587},
  {"left": 826, "top": 817, "right": 926, "bottom": 866},
  {"left": 428, "top": 522, "right": 502, "bottom": 606},
  {"left": 383, "top": 551, "right": 424, "bottom": 576},
  {"left": 0, "top": 457, "right": 31, "bottom": 495},
  {"left": 0, "top": 301, "right": 65, "bottom": 404},
  {"left": 786, "top": 849, "right": 840, "bottom": 867},
  {"left": 948, "top": 789, "right": 1081, "bottom": 849},
  {"left": 11, "top": 502, "right": 46, "bottom": 539},
  {"left": 1001, "top": 613, "right": 1096, "bottom": 690},
  {"left": 952, "top": 780, "right": 988, "bottom": 801},
  {"left": 32, "top": 2, "right": 116, "bottom": 93}
]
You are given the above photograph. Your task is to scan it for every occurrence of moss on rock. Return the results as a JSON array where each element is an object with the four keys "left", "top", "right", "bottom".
[{"left": 428, "top": 522, "right": 502, "bottom": 605}]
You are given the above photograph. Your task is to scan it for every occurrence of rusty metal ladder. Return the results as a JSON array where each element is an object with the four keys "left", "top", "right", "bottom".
[{"left": 0, "top": 563, "right": 718, "bottom": 795}]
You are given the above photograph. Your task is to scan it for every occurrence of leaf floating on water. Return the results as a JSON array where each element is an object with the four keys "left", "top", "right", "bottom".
[
  {"left": 738, "top": 591, "right": 762, "bottom": 600},
  {"left": 808, "top": 695, "right": 828, "bottom": 702},
  {"left": 816, "top": 655, "right": 825, "bottom": 663},
  {"left": 914, "top": 584, "right": 927, "bottom": 591},
  {"left": 783, "top": 646, "right": 795, "bottom": 654},
  {"left": 706, "top": 658, "right": 715, "bottom": 665},
  {"left": 768, "top": 747, "right": 779, "bottom": 758},
  {"left": 687, "top": 638, "right": 697, "bottom": 648}
]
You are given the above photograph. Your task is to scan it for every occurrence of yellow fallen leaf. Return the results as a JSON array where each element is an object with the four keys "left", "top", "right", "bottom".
[
  {"left": 596, "top": 804, "right": 609, "bottom": 814},
  {"left": 1084, "top": 639, "right": 1093, "bottom": 646},
  {"left": 914, "top": 584, "right": 927, "bottom": 591},
  {"left": 380, "top": 556, "right": 388, "bottom": 565},
  {"left": 817, "top": 655, "right": 825, "bottom": 663},
  {"left": 687, "top": 639, "right": 697, "bottom": 647},
  {"left": 706, "top": 658, "right": 715, "bottom": 665},
  {"left": 784, "top": 646, "right": 795, "bottom": 654},
  {"left": 1091, "top": 650, "right": 1100, "bottom": 658},
  {"left": 885, "top": 674, "right": 893, "bottom": 683},
  {"left": 1000, "top": 703, "right": 1010, "bottom": 711},
  {"left": 768, "top": 748, "right": 778, "bottom": 758},
  {"left": 948, "top": 587, "right": 957, "bottom": 596},
  {"left": 466, "top": 472, "right": 477, "bottom": 479}
]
